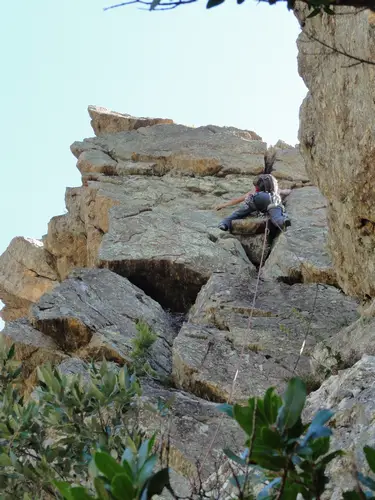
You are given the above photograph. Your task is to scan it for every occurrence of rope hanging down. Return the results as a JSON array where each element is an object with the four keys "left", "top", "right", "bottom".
[
  {"left": 198, "top": 219, "right": 270, "bottom": 471},
  {"left": 198, "top": 217, "right": 321, "bottom": 474}
]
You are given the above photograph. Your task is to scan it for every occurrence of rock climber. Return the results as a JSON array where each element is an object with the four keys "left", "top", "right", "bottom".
[{"left": 215, "top": 151, "right": 291, "bottom": 233}]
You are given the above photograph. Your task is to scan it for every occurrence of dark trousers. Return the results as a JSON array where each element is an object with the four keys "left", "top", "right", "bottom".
[
  {"left": 220, "top": 192, "right": 286, "bottom": 231},
  {"left": 220, "top": 205, "right": 257, "bottom": 230}
]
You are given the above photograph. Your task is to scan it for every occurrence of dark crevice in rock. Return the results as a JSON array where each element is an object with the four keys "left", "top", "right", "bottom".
[
  {"left": 276, "top": 275, "right": 304, "bottom": 285},
  {"left": 235, "top": 224, "right": 280, "bottom": 268},
  {"left": 166, "top": 311, "right": 186, "bottom": 334},
  {"left": 102, "top": 260, "right": 208, "bottom": 314}
]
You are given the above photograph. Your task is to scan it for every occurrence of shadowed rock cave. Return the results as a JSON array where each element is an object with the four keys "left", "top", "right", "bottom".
[{"left": 101, "top": 259, "right": 208, "bottom": 313}]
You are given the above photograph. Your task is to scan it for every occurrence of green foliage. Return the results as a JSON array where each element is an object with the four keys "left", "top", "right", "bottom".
[
  {"left": 55, "top": 437, "right": 171, "bottom": 499},
  {"left": 130, "top": 320, "right": 158, "bottom": 376},
  {"left": 0, "top": 336, "right": 142, "bottom": 499},
  {"left": 2, "top": 337, "right": 375, "bottom": 499},
  {"left": 219, "top": 377, "right": 375, "bottom": 499}
]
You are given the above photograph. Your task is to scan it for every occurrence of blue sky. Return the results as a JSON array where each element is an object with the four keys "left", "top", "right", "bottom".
[{"left": 0, "top": 0, "right": 306, "bottom": 325}]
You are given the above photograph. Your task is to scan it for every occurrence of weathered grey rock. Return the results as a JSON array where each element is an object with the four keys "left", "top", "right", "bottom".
[
  {"left": 272, "top": 143, "right": 308, "bottom": 182},
  {"left": 1, "top": 318, "right": 66, "bottom": 383},
  {"left": 0, "top": 109, "right": 310, "bottom": 323},
  {"left": 0, "top": 237, "right": 58, "bottom": 321},
  {"left": 304, "top": 355, "right": 375, "bottom": 499},
  {"left": 296, "top": 7, "right": 375, "bottom": 298},
  {"left": 206, "top": 124, "right": 262, "bottom": 141},
  {"left": 30, "top": 268, "right": 174, "bottom": 374},
  {"left": 235, "top": 233, "right": 271, "bottom": 267},
  {"left": 173, "top": 270, "right": 359, "bottom": 401},
  {"left": 262, "top": 187, "right": 336, "bottom": 285},
  {"left": 88, "top": 105, "right": 173, "bottom": 136},
  {"left": 138, "top": 382, "right": 243, "bottom": 480},
  {"left": 311, "top": 316, "right": 375, "bottom": 379},
  {"left": 71, "top": 122, "right": 268, "bottom": 177},
  {"left": 52, "top": 358, "right": 243, "bottom": 488},
  {"left": 98, "top": 206, "right": 253, "bottom": 312},
  {"left": 77, "top": 149, "right": 118, "bottom": 179}
]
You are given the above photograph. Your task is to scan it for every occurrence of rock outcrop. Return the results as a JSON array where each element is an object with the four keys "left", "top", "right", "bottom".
[
  {"left": 296, "top": 7, "right": 375, "bottom": 299},
  {"left": 304, "top": 355, "right": 375, "bottom": 499},
  {"left": 262, "top": 186, "right": 336, "bottom": 285},
  {"left": 0, "top": 106, "right": 365, "bottom": 489},
  {"left": 173, "top": 269, "right": 358, "bottom": 402},
  {"left": 0, "top": 237, "right": 58, "bottom": 321}
]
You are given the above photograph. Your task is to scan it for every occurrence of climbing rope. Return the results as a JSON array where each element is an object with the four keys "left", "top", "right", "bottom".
[
  {"left": 198, "top": 216, "right": 322, "bottom": 475},
  {"left": 198, "top": 218, "right": 270, "bottom": 471}
]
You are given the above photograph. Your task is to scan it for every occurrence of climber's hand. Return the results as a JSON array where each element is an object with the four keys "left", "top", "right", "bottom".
[{"left": 214, "top": 204, "right": 225, "bottom": 211}]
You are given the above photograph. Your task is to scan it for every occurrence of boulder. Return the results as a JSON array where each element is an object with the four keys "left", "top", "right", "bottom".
[
  {"left": 0, "top": 237, "right": 58, "bottom": 321},
  {"left": 30, "top": 268, "right": 174, "bottom": 375},
  {"left": 262, "top": 187, "right": 336, "bottom": 285},
  {"left": 88, "top": 105, "right": 173, "bottom": 136}
]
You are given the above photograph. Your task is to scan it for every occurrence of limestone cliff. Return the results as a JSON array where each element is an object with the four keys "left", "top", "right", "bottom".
[
  {"left": 0, "top": 106, "right": 370, "bottom": 493},
  {"left": 297, "top": 6, "right": 375, "bottom": 299}
]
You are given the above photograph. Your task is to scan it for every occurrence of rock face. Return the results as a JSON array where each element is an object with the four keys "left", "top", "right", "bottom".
[
  {"left": 31, "top": 268, "right": 173, "bottom": 374},
  {"left": 173, "top": 269, "right": 358, "bottom": 402},
  {"left": 0, "top": 106, "right": 364, "bottom": 490},
  {"left": 296, "top": 7, "right": 375, "bottom": 299},
  {"left": 304, "top": 355, "right": 375, "bottom": 499},
  {"left": 262, "top": 187, "right": 336, "bottom": 285},
  {"left": 88, "top": 105, "right": 174, "bottom": 136},
  {"left": 311, "top": 315, "right": 375, "bottom": 379},
  {"left": 0, "top": 237, "right": 58, "bottom": 321}
]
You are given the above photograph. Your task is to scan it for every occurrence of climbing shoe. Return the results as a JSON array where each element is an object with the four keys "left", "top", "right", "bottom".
[
  {"left": 285, "top": 218, "right": 291, "bottom": 228},
  {"left": 218, "top": 223, "right": 228, "bottom": 231}
]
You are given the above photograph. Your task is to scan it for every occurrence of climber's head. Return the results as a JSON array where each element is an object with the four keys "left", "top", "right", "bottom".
[
  {"left": 253, "top": 174, "right": 275, "bottom": 193},
  {"left": 253, "top": 150, "right": 278, "bottom": 193}
]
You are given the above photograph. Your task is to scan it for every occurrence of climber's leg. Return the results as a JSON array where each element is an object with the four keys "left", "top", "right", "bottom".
[
  {"left": 219, "top": 204, "right": 256, "bottom": 232},
  {"left": 268, "top": 206, "right": 291, "bottom": 231}
]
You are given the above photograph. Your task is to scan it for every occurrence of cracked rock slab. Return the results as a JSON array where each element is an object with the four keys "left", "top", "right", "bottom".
[
  {"left": 71, "top": 123, "right": 268, "bottom": 177},
  {"left": 262, "top": 187, "right": 336, "bottom": 285},
  {"left": 30, "top": 268, "right": 174, "bottom": 374},
  {"left": 172, "top": 271, "right": 359, "bottom": 401},
  {"left": 53, "top": 357, "right": 244, "bottom": 484}
]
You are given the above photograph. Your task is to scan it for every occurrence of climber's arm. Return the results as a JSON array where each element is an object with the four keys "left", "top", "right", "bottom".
[{"left": 214, "top": 193, "right": 249, "bottom": 211}]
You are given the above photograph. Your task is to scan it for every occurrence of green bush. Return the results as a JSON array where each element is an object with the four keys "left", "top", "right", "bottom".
[
  {"left": 130, "top": 320, "right": 158, "bottom": 377},
  {"left": 0, "top": 337, "right": 142, "bottom": 498},
  {"left": 1, "top": 338, "right": 375, "bottom": 499}
]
